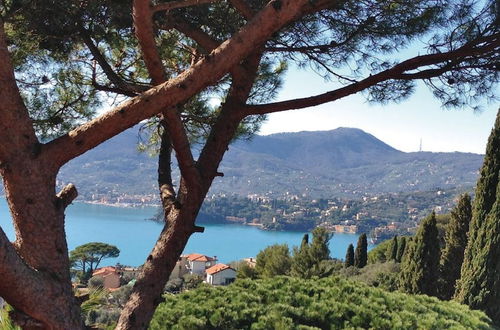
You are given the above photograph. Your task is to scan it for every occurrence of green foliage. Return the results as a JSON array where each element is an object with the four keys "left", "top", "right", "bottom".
[
  {"left": 255, "top": 244, "right": 291, "bottom": 278},
  {"left": 309, "top": 227, "right": 332, "bottom": 261},
  {"left": 81, "top": 286, "right": 129, "bottom": 327},
  {"left": 456, "top": 110, "right": 500, "bottom": 324},
  {"left": 439, "top": 193, "right": 472, "bottom": 300},
  {"left": 182, "top": 274, "right": 204, "bottom": 290},
  {"left": 229, "top": 260, "right": 258, "bottom": 280},
  {"left": 340, "top": 261, "right": 401, "bottom": 292},
  {"left": 399, "top": 212, "right": 440, "bottom": 296},
  {"left": 0, "top": 304, "right": 21, "bottom": 330},
  {"left": 164, "top": 278, "right": 184, "bottom": 293},
  {"left": 108, "top": 285, "right": 133, "bottom": 308},
  {"left": 88, "top": 276, "right": 104, "bottom": 289},
  {"left": 354, "top": 233, "right": 368, "bottom": 268},
  {"left": 290, "top": 228, "right": 333, "bottom": 278},
  {"left": 396, "top": 236, "right": 407, "bottom": 263},
  {"left": 367, "top": 239, "right": 391, "bottom": 264},
  {"left": 435, "top": 213, "right": 452, "bottom": 247},
  {"left": 387, "top": 235, "right": 399, "bottom": 261},
  {"left": 368, "top": 236, "right": 409, "bottom": 264},
  {"left": 69, "top": 242, "right": 120, "bottom": 281},
  {"left": 345, "top": 243, "right": 354, "bottom": 267},
  {"left": 81, "top": 287, "right": 107, "bottom": 325},
  {"left": 235, "top": 263, "right": 258, "bottom": 280},
  {"left": 150, "top": 276, "right": 493, "bottom": 330}
]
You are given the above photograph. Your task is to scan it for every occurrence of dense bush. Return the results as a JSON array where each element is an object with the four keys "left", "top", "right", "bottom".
[
  {"left": 88, "top": 276, "right": 104, "bottom": 289},
  {"left": 150, "top": 276, "right": 492, "bottom": 329},
  {"left": 339, "top": 261, "right": 400, "bottom": 292},
  {"left": 367, "top": 239, "right": 392, "bottom": 264}
]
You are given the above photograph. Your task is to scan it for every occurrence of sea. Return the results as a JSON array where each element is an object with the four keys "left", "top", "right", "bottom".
[{"left": 0, "top": 199, "right": 368, "bottom": 266}]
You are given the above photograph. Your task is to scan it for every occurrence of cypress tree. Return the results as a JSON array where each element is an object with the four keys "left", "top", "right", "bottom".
[
  {"left": 439, "top": 194, "right": 472, "bottom": 300},
  {"left": 345, "top": 243, "right": 354, "bottom": 267},
  {"left": 387, "top": 235, "right": 398, "bottom": 261},
  {"left": 354, "top": 233, "right": 368, "bottom": 268},
  {"left": 399, "top": 212, "right": 440, "bottom": 296},
  {"left": 455, "top": 110, "right": 500, "bottom": 324},
  {"left": 396, "top": 236, "right": 406, "bottom": 263},
  {"left": 301, "top": 233, "right": 309, "bottom": 248}
]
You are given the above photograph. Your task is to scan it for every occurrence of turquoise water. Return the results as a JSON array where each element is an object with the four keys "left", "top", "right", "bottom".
[{"left": 0, "top": 199, "right": 365, "bottom": 266}]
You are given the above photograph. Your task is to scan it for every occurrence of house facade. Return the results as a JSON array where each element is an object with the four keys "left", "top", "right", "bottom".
[
  {"left": 185, "top": 253, "right": 217, "bottom": 275},
  {"left": 205, "top": 264, "right": 236, "bottom": 285},
  {"left": 170, "top": 253, "right": 218, "bottom": 279}
]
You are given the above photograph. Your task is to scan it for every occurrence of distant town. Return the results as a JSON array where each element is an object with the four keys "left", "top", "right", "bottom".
[{"left": 67, "top": 184, "right": 469, "bottom": 243}]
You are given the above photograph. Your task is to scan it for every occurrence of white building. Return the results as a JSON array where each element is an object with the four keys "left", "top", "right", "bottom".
[
  {"left": 186, "top": 253, "right": 217, "bottom": 275},
  {"left": 205, "top": 264, "right": 236, "bottom": 285}
]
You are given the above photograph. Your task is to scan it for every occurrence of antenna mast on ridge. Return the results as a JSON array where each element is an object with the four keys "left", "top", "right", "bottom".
[{"left": 419, "top": 138, "right": 423, "bottom": 152}]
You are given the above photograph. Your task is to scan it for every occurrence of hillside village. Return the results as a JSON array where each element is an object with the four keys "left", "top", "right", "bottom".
[
  {"left": 199, "top": 188, "right": 464, "bottom": 241},
  {"left": 68, "top": 184, "right": 468, "bottom": 243},
  {"left": 87, "top": 253, "right": 239, "bottom": 292}
]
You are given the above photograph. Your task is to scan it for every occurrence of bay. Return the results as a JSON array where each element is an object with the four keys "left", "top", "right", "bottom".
[{"left": 0, "top": 199, "right": 366, "bottom": 266}]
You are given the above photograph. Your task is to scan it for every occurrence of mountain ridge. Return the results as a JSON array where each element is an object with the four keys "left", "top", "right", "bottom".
[{"left": 57, "top": 126, "right": 483, "bottom": 201}]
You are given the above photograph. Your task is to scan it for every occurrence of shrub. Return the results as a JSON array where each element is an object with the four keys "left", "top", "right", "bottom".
[
  {"left": 150, "top": 276, "right": 492, "bottom": 329},
  {"left": 88, "top": 276, "right": 104, "bottom": 289}
]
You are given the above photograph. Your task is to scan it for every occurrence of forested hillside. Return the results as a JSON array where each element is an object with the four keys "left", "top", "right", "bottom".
[{"left": 57, "top": 127, "right": 483, "bottom": 201}]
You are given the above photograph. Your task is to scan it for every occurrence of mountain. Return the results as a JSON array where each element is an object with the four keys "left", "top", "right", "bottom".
[
  {"left": 230, "top": 128, "right": 402, "bottom": 171},
  {"left": 57, "top": 127, "right": 483, "bottom": 201}
]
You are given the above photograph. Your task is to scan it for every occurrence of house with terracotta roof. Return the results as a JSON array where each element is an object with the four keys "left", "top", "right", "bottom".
[
  {"left": 205, "top": 263, "right": 236, "bottom": 285},
  {"left": 92, "top": 266, "right": 120, "bottom": 289},
  {"left": 185, "top": 253, "right": 217, "bottom": 275}
]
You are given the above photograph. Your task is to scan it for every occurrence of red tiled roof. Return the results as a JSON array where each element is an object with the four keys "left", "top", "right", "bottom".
[
  {"left": 186, "top": 253, "right": 216, "bottom": 262},
  {"left": 206, "top": 263, "right": 234, "bottom": 275},
  {"left": 93, "top": 266, "right": 117, "bottom": 276}
]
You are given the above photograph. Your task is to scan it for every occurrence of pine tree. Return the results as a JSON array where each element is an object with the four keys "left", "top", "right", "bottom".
[
  {"left": 396, "top": 236, "right": 407, "bottom": 263},
  {"left": 309, "top": 227, "right": 332, "bottom": 262},
  {"left": 354, "top": 233, "right": 368, "bottom": 268},
  {"left": 399, "top": 212, "right": 440, "bottom": 296},
  {"left": 255, "top": 244, "right": 291, "bottom": 278},
  {"left": 455, "top": 110, "right": 500, "bottom": 323},
  {"left": 291, "top": 228, "right": 332, "bottom": 278},
  {"left": 291, "top": 242, "right": 313, "bottom": 278},
  {"left": 439, "top": 194, "right": 472, "bottom": 300},
  {"left": 345, "top": 244, "right": 354, "bottom": 267},
  {"left": 387, "top": 236, "right": 398, "bottom": 261}
]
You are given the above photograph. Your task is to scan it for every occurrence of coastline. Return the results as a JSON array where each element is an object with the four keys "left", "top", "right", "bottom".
[
  {"left": 78, "top": 200, "right": 160, "bottom": 209},
  {"left": 73, "top": 200, "right": 360, "bottom": 235}
]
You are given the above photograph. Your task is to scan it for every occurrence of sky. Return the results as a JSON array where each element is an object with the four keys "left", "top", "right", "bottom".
[{"left": 259, "top": 67, "right": 498, "bottom": 155}]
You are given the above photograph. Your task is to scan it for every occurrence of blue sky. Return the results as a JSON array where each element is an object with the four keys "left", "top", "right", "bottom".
[{"left": 260, "top": 67, "right": 498, "bottom": 155}]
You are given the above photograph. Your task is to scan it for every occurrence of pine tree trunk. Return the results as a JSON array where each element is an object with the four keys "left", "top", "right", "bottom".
[
  {"left": 1, "top": 163, "right": 85, "bottom": 329},
  {"left": 115, "top": 194, "right": 201, "bottom": 329}
]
